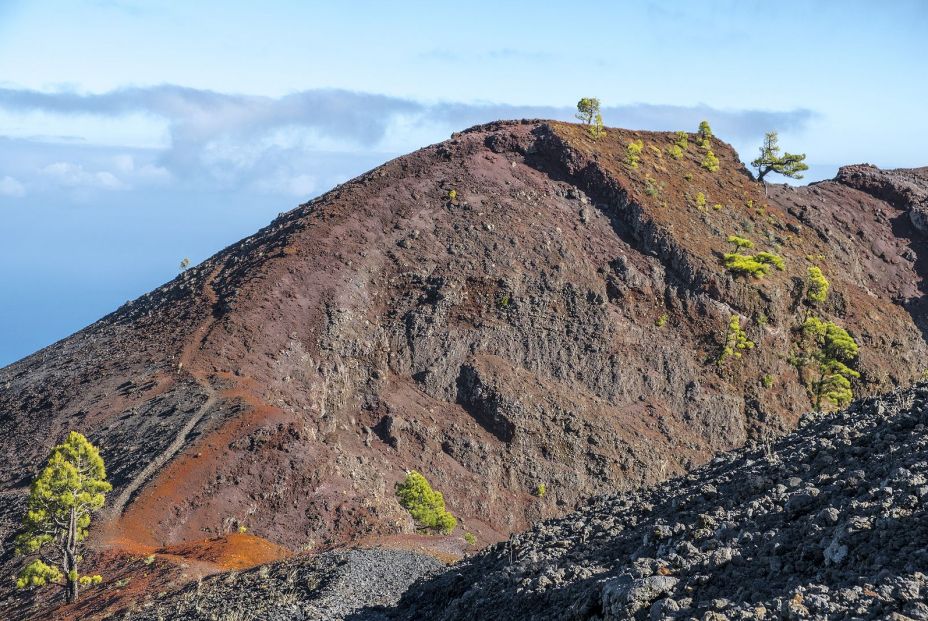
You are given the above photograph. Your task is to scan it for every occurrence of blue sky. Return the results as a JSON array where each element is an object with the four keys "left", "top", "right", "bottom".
[{"left": 1, "top": 1, "right": 926, "bottom": 366}]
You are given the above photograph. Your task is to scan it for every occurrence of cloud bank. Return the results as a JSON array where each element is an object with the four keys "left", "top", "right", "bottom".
[{"left": 0, "top": 86, "right": 815, "bottom": 199}]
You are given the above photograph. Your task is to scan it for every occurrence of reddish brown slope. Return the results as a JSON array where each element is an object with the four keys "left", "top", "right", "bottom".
[{"left": 0, "top": 120, "right": 925, "bottom": 619}]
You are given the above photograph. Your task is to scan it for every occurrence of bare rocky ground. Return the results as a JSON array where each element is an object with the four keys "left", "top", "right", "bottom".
[
  {"left": 114, "top": 548, "right": 442, "bottom": 621},
  {"left": 371, "top": 382, "right": 928, "bottom": 620}
]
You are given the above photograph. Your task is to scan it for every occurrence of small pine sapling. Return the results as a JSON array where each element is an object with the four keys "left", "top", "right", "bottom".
[
  {"left": 797, "top": 317, "right": 860, "bottom": 410},
  {"left": 805, "top": 266, "right": 830, "bottom": 305},
  {"left": 696, "top": 121, "right": 713, "bottom": 148},
  {"left": 727, "top": 235, "right": 754, "bottom": 253},
  {"left": 717, "top": 315, "right": 754, "bottom": 366}
]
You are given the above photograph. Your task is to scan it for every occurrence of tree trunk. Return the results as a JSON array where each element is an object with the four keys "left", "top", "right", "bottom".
[{"left": 64, "top": 506, "right": 79, "bottom": 604}]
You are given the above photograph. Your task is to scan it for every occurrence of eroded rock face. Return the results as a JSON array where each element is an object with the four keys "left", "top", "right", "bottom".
[{"left": 384, "top": 384, "right": 928, "bottom": 620}]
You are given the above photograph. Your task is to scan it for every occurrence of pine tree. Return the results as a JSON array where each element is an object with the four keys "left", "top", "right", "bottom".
[
  {"left": 799, "top": 317, "right": 860, "bottom": 410},
  {"left": 751, "top": 131, "right": 809, "bottom": 190},
  {"left": 575, "top": 98, "right": 605, "bottom": 140},
  {"left": 697, "top": 120, "right": 713, "bottom": 147},
  {"left": 15, "top": 432, "right": 111, "bottom": 603},
  {"left": 575, "top": 98, "right": 600, "bottom": 125}
]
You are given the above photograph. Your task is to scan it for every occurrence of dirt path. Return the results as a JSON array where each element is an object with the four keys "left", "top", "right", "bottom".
[{"left": 107, "top": 267, "right": 221, "bottom": 520}]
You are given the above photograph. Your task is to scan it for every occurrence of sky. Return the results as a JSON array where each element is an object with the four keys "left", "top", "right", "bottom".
[{"left": 0, "top": 0, "right": 926, "bottom": 366}]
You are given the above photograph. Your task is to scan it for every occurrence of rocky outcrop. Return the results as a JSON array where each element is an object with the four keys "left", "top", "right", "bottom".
[
  {"left": 382, "top": 383, "right": 928, "bottom": 620},
  {"left": 835, "top": 164, "right": 928, "bottom": 234}
]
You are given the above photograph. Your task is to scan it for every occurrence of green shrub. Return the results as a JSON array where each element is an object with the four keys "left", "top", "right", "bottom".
[
  {"left": 683, "top": 172, "right": 693, "bottom": 181},
  {"left": 727, "top": 235, "right": 754, "bottom": 252},
  {"left": 627, "top": 140, "right": 644, "bottom": 168},
  {"left": 754, "top": 251, "right": 785, "bottom": 271},
  {"left": 722, "top": 236, "right": 784, "bottom": 278},
  {"left": 805, "top": 266, "right": 829, "bottom": 305},
  {"left": 695, "top": 192, "right": 707, "bottom": 209},
  {"left": 713, "top": 203, "right": 723, "bottom": 211},
  {"left": 534, "top": 483, "right": 546, "bottom": 498},
  {"left": 78, "top": 575, "right": 103, "bottom": 587},
  {"left": 762, "top": 374, "right": 775, "bottom": 388},
  {"left": 666, "top": 144, "right": 684, "bottom": 160},
  {"left": 673, "top": 131, "right": 688, "bottom": 150},
  {"left": 396, "top": 471, "right": 457, "bottom": 534},
  {"left": 723, "top": 253, "right": 773, "bottom": 278},
  {"left": 463, "top": 532, "right": 477, "bottom": 546},
  {"left": 701, "top": 150, "right": 720, "bottom": 172},
  {"left": 655, "top": 313, "right": 668, "bottom": 328},
  {"left": 717, "top": 315, "right": 754, "bottom": 366},
  {"left": 448, "top": 189, "right": 458, "bottom": 203},
  {"left": 644, "top": 176, "right": 661, "bottom": 197}
]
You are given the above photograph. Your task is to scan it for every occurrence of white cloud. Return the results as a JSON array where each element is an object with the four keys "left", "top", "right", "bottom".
[
  {"left": 42, "top": 161, "right": 127, "bottom": 190},
  {"left": 0, "top": 175, "right": 25, "bottom": 197},
  {"left": 111, "top": 154, "right": 171, "bottom": 183}
]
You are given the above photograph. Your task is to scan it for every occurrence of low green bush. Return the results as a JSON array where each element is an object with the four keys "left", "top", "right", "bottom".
[
  {"left": 701, "top": 150, "right": 720, "bottom": 172},
  {"left": 396, "top": 471, "right": 457, "bottom": 534},
  {"left": 644, "top": 176, "right": 661, "bottom": 197},
  {"left": 627, "top": 140, "right": 644, "bottom": 168}
]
